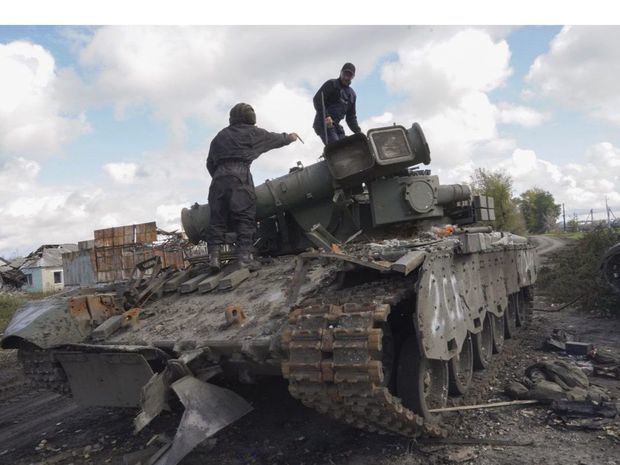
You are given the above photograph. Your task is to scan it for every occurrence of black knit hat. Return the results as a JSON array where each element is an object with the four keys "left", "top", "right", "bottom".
[
  {"left": 229, "top": 103, "right": 256, "bottom": 125},
  {"left": 341, "top": 62, "right": 356, "bottom": 75}
]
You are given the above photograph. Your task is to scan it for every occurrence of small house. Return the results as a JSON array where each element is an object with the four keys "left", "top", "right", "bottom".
[{"left": 20, "top": 244, "right": 78, "bottom": 292}]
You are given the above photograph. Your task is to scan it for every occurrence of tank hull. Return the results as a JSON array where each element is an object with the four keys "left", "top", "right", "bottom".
[{"left": 4, "top": 234, "right": 536, "bottom": 438}]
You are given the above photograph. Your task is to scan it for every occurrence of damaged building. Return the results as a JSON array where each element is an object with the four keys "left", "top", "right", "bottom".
[
  {"left": 62, "top": 222, "right": 197, "bottom": 287},
  {"left": 21, "top": 244, "right": 78, "bottom": 292},
  {"left": 0, "top": 257, "right": 27, "bottom": 290}
]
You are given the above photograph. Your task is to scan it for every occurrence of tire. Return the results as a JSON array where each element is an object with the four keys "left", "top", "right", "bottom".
[
  {"left": 473, "top": 313, "right": 493, "bottom": 370},
  {"left": 448, "top": 333, "right": 474, "bottom": 396},
  {"left": 396, "top": 336, "right": 449, "bottom": 419}
]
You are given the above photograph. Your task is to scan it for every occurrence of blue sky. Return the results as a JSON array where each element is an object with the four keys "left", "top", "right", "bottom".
[{"left": 1, "top": 25, "right": 619, "bottom": 256}]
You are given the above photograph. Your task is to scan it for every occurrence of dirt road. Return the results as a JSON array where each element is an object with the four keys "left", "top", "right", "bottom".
[
  {"left": 530, "top": 234, "right": 567, "bottom": 257},
  {"left": 1, "top": 238, "right": 618, "bottom": 465}
]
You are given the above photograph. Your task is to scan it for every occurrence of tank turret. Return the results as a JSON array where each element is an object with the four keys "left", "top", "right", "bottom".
[{"left": 183, "top": 123, "right": 487, "bottom": 254}]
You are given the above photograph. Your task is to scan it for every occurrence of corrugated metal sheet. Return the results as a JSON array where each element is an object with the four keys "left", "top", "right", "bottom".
[
  {"left": 63, "top": 250, "right": 97, "bottom": 286},
  {"left": 94, "top": 222, "right": 157, "bottom": 248}
]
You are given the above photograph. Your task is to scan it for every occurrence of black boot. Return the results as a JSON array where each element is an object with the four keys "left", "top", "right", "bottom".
[
  {"left": 208, "top": 245, "right": 221, "bottom": 272},
  {"left": 237, "top": 250, "right": 261, "bottom": 271}
]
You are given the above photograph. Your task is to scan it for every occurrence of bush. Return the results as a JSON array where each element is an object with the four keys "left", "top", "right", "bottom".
[{"left": 538, "top": 227, "right": 620, "bottom": 316}]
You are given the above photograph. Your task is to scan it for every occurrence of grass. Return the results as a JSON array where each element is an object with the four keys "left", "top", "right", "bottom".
[
  {"left": 547, "top": 231, "right": 585, "bottom": 240},
  {"left": 0, "top": 291, "right": 59, "bottom": 334},
  {"left": 0, "top": 294, "right": 26, "bottom": 333}
]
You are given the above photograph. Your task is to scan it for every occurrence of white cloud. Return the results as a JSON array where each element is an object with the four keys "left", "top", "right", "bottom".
[
  {"left": 75, "top": 26, "right": 427, "bottom": 145},
  {"left": 526, "top": 26, "right": 620, "bottom": 125},
  {"left": 0, "top": 41, "right": 90, "bottom": 158},
  {"left": 493, "top": 143, "right": 620, "bottom": 212},
  {"left": 104, "top": 162, "right": 140, "bottom": 184},
  {"left": 0, "top": 149, "right": 210, "bottom": 256},
  {"left": 497, "top": 102, "right": 550, "bottom": 127},
  {"left": 378, "top": 28, "right": 513, "bottom": 167}
]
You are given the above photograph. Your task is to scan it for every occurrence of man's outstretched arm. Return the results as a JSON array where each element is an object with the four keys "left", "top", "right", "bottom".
[{"left": 251, "top": 128, "right": 299, "bottom": 159}]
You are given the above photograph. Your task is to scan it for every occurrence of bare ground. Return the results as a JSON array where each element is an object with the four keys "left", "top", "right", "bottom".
[{"left": 1, "top": 237, "right": 619, "bottom": 465}]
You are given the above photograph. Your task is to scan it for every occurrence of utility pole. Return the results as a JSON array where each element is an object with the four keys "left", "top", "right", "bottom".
[
  {"left": 606, "top": 196, "right": 611, "bottom": 227},
  {"left": 562, "top": 203, "right": 566, "bottom": 232}
]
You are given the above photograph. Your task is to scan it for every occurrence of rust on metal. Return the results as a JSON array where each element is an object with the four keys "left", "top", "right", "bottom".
[{"left": 225, "top": 305, "right": 247, "bottom": 326}]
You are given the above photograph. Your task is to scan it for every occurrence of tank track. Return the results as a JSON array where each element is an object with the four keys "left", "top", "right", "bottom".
[
  {"left": 282, "top": 278, "right": 446, "bottom": 438},
  {"left": 18, "top": 349, "right": 72, "bottom": 396}
]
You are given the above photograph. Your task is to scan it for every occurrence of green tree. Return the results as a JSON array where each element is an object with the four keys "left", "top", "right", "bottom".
[
  {"left": 518, "top": 188, "right": 561, "bottom": 233},
  {"left": 567, "top": 217, "right": 580, "bottom": 233},
  {"left": 469, "top": 168, "right": 525, "bottom": 234}
]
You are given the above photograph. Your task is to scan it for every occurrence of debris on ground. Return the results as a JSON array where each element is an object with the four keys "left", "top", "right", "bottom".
[
  {"left": 591, "top": 348, "right": 620, "bottom": 379},
  {"left": 505, "top": 359, "right": 611, "bottom": 403},
  {"left": 542, "top": 328, "right": 620, "bottom": 379},
  {"left": 548, "top": 400, "right": 620, "bottom": 438}
]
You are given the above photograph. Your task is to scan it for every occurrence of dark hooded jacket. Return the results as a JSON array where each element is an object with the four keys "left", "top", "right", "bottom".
[{"left": 312, "top": 78, "right": 361, "bottom": 134}]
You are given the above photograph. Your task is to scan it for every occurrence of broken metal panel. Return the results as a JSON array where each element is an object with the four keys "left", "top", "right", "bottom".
[
  {"left": 1, "top": 295, "right": 87, "bottom": 349},
  {"left": 152, "top": 376, "right": 253, "bottom": 465},
  {"left": 516, "top": 246, "right": 537, "bottom": 286},
  {"left": 134, "top": 372, "right": 170, "bottom": 433},
  {"left": 55, "top": 351, "right": 154, "bottom": 407}
]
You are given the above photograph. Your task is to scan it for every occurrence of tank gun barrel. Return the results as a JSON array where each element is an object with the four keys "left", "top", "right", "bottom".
[
  {"left": 437, "top": 184, "right": 472, "bottom": 205},
  {"left": 255, "top": 161, "right": 334, "bottom": 220}
]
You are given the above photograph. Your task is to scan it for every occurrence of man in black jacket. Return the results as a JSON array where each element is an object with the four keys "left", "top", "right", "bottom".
[
  {"left": 312, "top": 62, "right": 362, "bottom": 145},
  {"left": 206, "top": 103, "right": 299, "bottom": 270}
]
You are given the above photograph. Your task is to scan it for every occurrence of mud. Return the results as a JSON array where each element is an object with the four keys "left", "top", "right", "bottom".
[{"left": 0, "top": 240, "right": 618, "bottom": 465}]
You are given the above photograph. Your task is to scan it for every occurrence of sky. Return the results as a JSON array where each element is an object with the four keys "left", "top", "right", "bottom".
[{"left": 1, "top": 24, "right": 620, "bottom": 257}]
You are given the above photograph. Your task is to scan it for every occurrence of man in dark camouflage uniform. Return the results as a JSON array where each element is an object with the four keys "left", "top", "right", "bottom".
[{"left": 206, "top": 103, "right": 299, "bottom": 270}]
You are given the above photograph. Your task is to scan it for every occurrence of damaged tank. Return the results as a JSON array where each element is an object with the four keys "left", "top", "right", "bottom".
[{"left": 2, "top": 122, "right": 537, "bottom": 464}]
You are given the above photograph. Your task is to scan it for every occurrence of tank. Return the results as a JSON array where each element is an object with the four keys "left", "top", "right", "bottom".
[{"left": 1, "top": 122, "right": 537, "bottom": 464}]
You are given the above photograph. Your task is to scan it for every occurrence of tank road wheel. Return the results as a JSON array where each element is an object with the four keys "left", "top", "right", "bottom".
[
  {"left": 504, "top": 298, "right": 517, "bottom": 339},
  {"left": 491, "top": 313, "right": 505, "bottom": 353},
  {"left": 396, "top": 336, "right": 449, "bottom": 419},
  {"left": 472, "top": 313, "right": 493, "bottom": 370},
  {"left": 448, "top": 332, "right": 474, "bottom": 396}
]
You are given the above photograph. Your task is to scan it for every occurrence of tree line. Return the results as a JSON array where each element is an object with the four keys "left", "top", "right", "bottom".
[{"left": 470, "top": 168, "right": 561, "bottom": 234}]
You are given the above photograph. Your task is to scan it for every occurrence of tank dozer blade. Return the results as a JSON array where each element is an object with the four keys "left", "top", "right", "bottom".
[{"left": 150, "top": 375, "right": 253, "bottom": 465}]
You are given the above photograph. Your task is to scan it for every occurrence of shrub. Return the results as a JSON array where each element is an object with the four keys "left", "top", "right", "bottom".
[{"left": 538, "top": 227, "right": 620, "bottom": 316}]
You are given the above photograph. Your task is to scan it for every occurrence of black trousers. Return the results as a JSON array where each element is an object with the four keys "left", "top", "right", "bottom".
[
  {"left": 313, "top": 122, "right": 345, "bottom": 145},
  {"left": 206, "top": 175, "right": 257, "bottom": 252}
]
